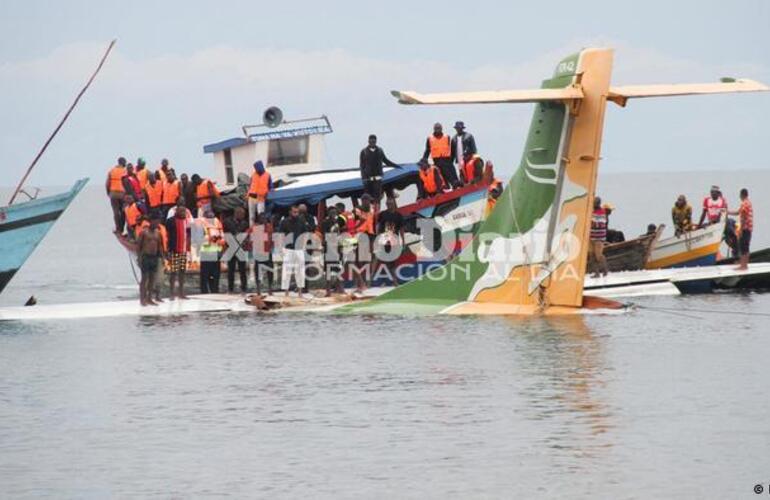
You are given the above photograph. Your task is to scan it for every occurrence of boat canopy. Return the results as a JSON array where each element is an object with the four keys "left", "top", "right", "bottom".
[{"left": 269, "top": 164, "right": 419, "bottom": 208}]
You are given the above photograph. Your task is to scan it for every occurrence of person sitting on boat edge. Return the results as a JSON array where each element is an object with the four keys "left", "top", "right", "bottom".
[
  {"left": 460, "top": 153, "right": 484, "bottom": 186},
  {"left": 728, "top": 188, "right": 753, "bottom": 271},
  {"left": 246, "top": 160, "right": 272, "bottom": 223},
  {"left": 671, "top": 194, "right": 692, "bottom": 237},
  {"left": 123, "top": 195, "right": 144, "bottom": 239},
  {"left": 589, "top": 196, "right": 609, "bottom": 278},
  {"left": 106, "top": 156, "right": 127, "bottom": 233},
  {"left": 423, "top": 122, "right": 460, "bottom": 189},
  {"left": 360, "top": 134, "right": 400, "bottom": 203},
  {"left": 417, "top": 158, "right": 445, "bottom": 199}
]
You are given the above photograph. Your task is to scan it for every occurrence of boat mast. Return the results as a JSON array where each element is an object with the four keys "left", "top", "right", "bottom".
[{"left": 8, "top": 39, "right": 116, "bottom": 205}]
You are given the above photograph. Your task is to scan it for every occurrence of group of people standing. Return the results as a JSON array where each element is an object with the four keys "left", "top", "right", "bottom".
[
  {"left": 670, "top": 185, "right": 754, "bottom": 269},
  {"left": 359, "top": 121, "right": 490, "bottom": 202}
]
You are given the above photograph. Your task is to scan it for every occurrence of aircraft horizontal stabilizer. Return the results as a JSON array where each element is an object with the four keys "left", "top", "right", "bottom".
[
  {"left": 608, "top": 78, "right": 769, "bottom": 106},
  {"left": 390, "top": 87, "right": 584, "bottom": 105}
]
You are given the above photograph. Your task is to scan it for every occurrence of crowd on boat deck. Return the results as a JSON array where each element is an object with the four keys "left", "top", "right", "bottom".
[
  {"left": 588, "top": 184, "right": 755, "bottom": 277},
  {"left": 105, "top": 121, "right": 503, "bottom": 305}
]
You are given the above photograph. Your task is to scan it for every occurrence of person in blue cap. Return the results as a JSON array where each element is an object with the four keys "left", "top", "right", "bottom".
[{"left": 451, "top": 121, "right": 477, "bottom": 179}]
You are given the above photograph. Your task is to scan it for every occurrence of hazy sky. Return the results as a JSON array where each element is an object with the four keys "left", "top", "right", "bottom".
[{"left": 1, "top": 0, "right": 768, "bottom": 188}]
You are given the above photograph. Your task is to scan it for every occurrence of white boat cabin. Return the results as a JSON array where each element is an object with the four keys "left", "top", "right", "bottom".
[{"left": 203, "top": 109, "right": 332, "bottom": 188}]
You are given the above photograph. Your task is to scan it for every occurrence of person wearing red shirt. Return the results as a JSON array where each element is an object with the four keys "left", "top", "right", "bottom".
[{"left": 729, "top": 188, "right": 753, "bottom": 270}]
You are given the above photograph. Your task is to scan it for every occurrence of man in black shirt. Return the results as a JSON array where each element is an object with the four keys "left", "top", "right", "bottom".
[
  {"left": 359, "top": 134, "right": 399, "bottom": 202},
  {"left": 279, "top": 205, "right": 312, "bottom": 297},
  {"left": 321, "top": 206, "right": 346, "bottom": 295},
  {"left": 451, "top": 121, "right": 478, "bottom": 174},
  {"left": 223, "top": 207, "right": 250, "bottom": 293}
]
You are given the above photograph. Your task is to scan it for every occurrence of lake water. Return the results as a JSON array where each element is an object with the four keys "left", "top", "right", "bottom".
[{"left": 1, "top": 171, "right": 769, "bottom": 498}]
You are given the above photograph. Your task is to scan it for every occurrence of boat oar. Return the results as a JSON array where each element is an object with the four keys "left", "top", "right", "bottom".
[{"left": 8, "top": 39, "right": 117, "bottom": 205}]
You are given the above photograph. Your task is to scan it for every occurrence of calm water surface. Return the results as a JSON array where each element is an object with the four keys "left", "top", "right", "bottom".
[{"left": 1, "top": 178, "right": 769, "bottom": 498}]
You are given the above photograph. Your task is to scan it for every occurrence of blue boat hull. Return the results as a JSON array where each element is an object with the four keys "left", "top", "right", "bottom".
[{"left": 0, "top": 178, "right": 88, "bottom": 294}]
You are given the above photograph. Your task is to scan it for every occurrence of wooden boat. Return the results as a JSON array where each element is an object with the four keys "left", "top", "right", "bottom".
[
  {"left": 588, "top": 225, "right": 662, "bottom": 274},
  {"left": 646, "top": 220, "right": 725, "bottom": 269}
]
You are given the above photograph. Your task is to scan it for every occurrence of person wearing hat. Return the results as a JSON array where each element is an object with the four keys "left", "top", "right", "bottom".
[
  {"left": 359, "top": 134, "right": 400, "bottom": 202},
  {"left": 422, "top": 123, "right": 459, "bottom": 188},
  {"left": 697, "top": 185, "right": 728, "bottom": 228},
  {"left": 671, "top": 195, "right": 693, "bottom": 236},
  {"left": 451, "top": 121, "right": 477, "bottom": 177}
]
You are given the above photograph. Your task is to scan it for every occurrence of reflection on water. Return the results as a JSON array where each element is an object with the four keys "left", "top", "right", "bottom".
[
  {"left": 509, "top": 317, "right": 613, "bottom": 465},
  {"left": 2, "top": 296, "right": 770, "bottom": 497}
]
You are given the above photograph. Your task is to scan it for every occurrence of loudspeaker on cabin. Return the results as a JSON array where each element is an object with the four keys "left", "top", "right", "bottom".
[{"left": 263, "top": 106, "right": 283, "bottom": 128}]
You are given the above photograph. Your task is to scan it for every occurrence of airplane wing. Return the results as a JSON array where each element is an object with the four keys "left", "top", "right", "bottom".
[
  {"left": 391, "top": 87, "right": 584, "bottom": 105},
  {"left": 608, "top": 78, "right": 769, "bottom": 106}
]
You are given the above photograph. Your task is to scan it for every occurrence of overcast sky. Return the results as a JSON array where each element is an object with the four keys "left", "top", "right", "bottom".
[{"left": 1, "top": 0, "right": 768, "bottom": 188}]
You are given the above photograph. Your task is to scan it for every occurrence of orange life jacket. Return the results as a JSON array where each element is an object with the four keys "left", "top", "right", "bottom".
[
  {"left": 196, "top": 180, "right": 220, "bottom": 207},
  {"left": 355, "top": 207, "right": 375, "bottom": 235},
  {"left": 161, "top": 180, "right": 180, "bottom": 205},
  {"left": 428, "top": 134, "right": 451, "bottom": 159},
  {"left": 419, "top": 166, "right": 442, "bottom": 195},
  {"left": 136, "top": 168, "right": 149, "bottom": 190},
  {"left": 463, "top": 155, "right": 482, "bottom": 184},
  {"left": 157, "top": 168, "right": 168, "bottom": 183},
  {"left": 108, "top": 166, "right": 126, "bottom": 193},
  {"left": 248, "top": 171, "right": 271, "bottom": 200},
  {"left": 145, "top": 181, "right": 164, "bottom": 208},
  {"left": 124, "top": 203, "right": 142, "bottom": 228}
]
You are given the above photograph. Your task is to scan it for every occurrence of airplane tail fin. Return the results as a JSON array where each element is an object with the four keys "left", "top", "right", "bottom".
[{"left": 342, "top": 49, "right": 768, "bottom": 316}]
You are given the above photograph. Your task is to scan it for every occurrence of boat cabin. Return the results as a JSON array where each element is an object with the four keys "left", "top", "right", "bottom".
[{"left": 203, "top": 110, "right": 332, "bottom": 188}]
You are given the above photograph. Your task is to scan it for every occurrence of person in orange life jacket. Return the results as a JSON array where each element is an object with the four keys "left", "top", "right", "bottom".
[
  {"left": 157, "top": 158, "right": 171, "bottom": 183},
  {"left": 198, "top": 207, "right": 223, "bottom": 294},
  {"left": 589, "top": 196, "right": 609, "bottom": 278},
  {"left": 460, "top": 152, "right": 484, "bottom": 185},
  {"left": 144, "top": 172, "right": 165, "bottom": 218},
  {"left": 160, "top": 170, "right": 181, "bottom": 218},
  {"left": 485, "top": 179, "right": 503, "bottom": 217},
  {"left": 728, "top": 188, "right": 753, "bottom": 270},
  {"left": 360, "top": 134, "right": 400, "bottom": 202},
  {"left": 417, "top": 158, "right": 445, "bottom": 199},
  {"left": 192, "top": 174, "right": 220, "bottom": 216},
  {"left": 247, "top": 161, "right": 273, "bottom": 223},
  {"left": 123, "top": 195, "right": 144, "bottom": 239},
  {"left": 352, "top": 194, "right": 376, "bottom": 292},
  {"left": 223, "top": 207, "right": 250, "bottom": 293},
  {"left": 165, "top": 202, "right": 191, "bottom": 299},
  {"left": 135, "top": 157, "right": 149, "bottom": 190},
  {"left": 136, "top": 216, "right": 164, "bottom": 306},
  {"left": 179, "top": 173, "right": 197, "bottom": 214},
  {"left": 451, "top": 121, "right": 477, "bottom": 177},
  {"left": 106, "top": 156, "right": 127, "bottom": 233},
  {"left": 251, "top": 211, "right": 275, "bottom": 295},
  {"left": 422, "top": 122, "right": 460, "bottom": 188}
]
